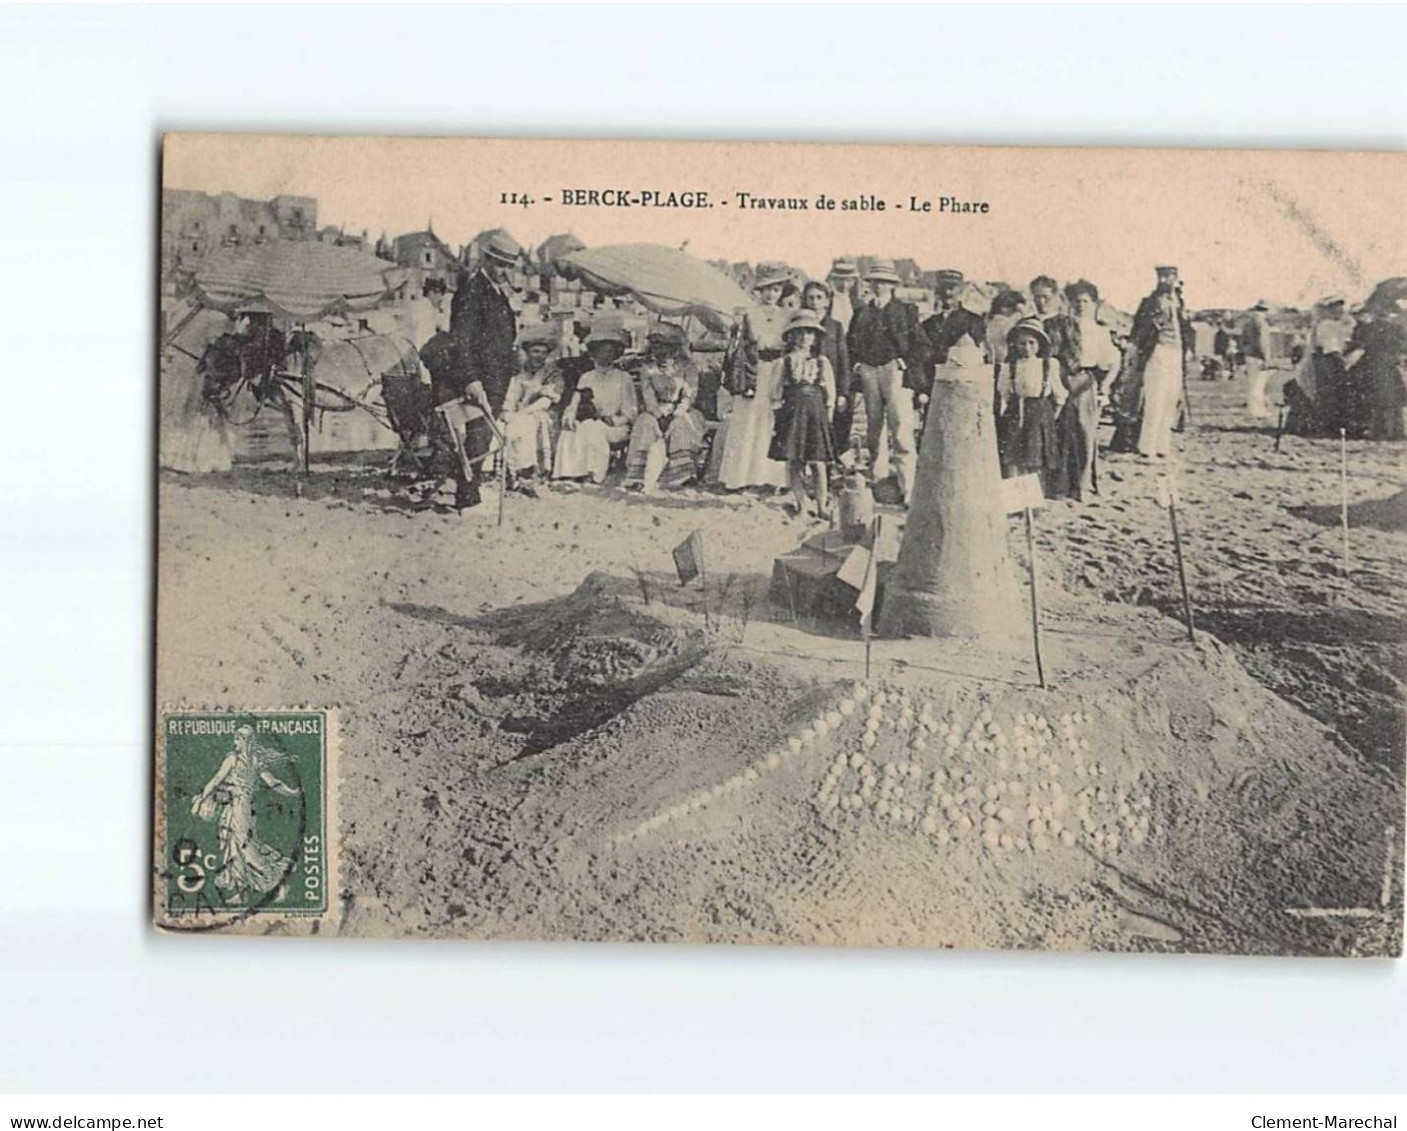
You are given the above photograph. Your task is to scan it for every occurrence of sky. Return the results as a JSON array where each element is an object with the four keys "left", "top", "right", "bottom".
[{"left": 164, "top": 134, "right": 1407, "bottom": 312}]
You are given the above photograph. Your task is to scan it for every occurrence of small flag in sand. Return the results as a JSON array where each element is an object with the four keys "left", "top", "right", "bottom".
[
  {"left": 672, "top": 529, "right": 706, "bottom": 586},
  {"left": 837, "top": 544, "right": 873, "bottom": 591},
  {"left": 1001, "top": 472, "right": 1045, "bottom": 514},
  {"left": 856, "top": 519, "right": 882, "bottom": 631}
]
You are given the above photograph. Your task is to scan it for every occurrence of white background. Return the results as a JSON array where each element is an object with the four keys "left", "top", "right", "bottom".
[{"left": 0, "top": 3, "right": 1404, "bottom": 1094}]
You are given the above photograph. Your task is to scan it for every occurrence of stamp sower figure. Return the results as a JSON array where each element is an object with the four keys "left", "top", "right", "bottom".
[
  {"left": 190, "top": 724, "right": 300, "bottom": 901},
  {"left": 846, "top": 259, "right": 928, "bottom": 504}
]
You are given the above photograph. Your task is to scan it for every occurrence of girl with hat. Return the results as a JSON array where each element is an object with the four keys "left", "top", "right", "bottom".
[
  {"left": 552, "top": 319, "right": 639, "bottom": 484},
  {"left": 624, "top": 323, "right": 706, "bottom": 493},
  {"left": 769, "top": 310, "right": 838, "bottom": 519},
  {"left": 708, "top": 268, "right": 791, "bottom": 491},
  {"left": 997, "top": 316, "right": 1068, "bottom": 496}
]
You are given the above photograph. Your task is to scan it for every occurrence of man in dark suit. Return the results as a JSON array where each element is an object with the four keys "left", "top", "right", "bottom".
[
  {"left": 450, "top": 229, "right": 522, "bottom": 414},
  {"left": 922, "top": 269, "right": 987, "bottom": 374},
  {"left": 429, "top": 231, "right": 522, "bottom": 510}
]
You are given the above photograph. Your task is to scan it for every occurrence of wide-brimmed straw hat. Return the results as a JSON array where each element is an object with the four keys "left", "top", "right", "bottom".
[
  {"left": 482, "top": 230, "right": 522, "bottom": 265},
  {"left": 782, "top": 310, "right": 825, "bottom": 339},
  {"left": 584, "top": 317, "right": 631, "bottom": 348},
  {"left": 864, "top": 259, "right": 900, "bottom": 284},
  {"left": 646, "top": 322, "right": 687, "bottom": 347},
  {"left": 1007, "top": 316, "right": 1051, "bottom": 350},
  {"left": 518, "top": 322, "right": 558, "bottom": 348},
  {"left": 828, "top": 257, "right": 859, "bottom": 279},
  {"left": 752, "top": 264, "right": 792, "bottom": 290}
]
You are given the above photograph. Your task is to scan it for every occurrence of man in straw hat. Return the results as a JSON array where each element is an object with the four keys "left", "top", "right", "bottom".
[
  {"left": 450, "top": 229, "right": 523, "bottom": 416},
  {"left": 1243, "top": 299, "right": 1274, "bottom": 421},
  {"left": 845, "top": 258, "right": 929, "bottom": 504},
  {"left": 825, "top": 256, "right": 859, "bottom": 333}
]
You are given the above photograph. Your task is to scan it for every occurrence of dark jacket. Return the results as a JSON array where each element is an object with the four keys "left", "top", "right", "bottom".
[
  {"left": 1131, "top": 288, "right": 1193, "bottom": 360},
  {"left": 847, "top": 298, "right": 930, "bottom": 390},
  {"left": 419, "top": 331, "right": 470, "bottom": 406},
  {"left": 450, "top": 268, "right": 518, "bottom": 411},
  {"left": 819, "top": 316, "right": 851, "bottom": 401},
  {"left": 922, "top": 306, "right": 987, "bottom": 373}
]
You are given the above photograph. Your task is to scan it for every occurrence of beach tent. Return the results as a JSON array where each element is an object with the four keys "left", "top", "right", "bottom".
[
  {"left": 193, "top": 240, "right": 399, "bottom": 321},
  {"left": 559, "top": 243, "right": 754, "bottom": 331},
  {"left": 536, "top": 233, "right": 587, "bottom": 275}
]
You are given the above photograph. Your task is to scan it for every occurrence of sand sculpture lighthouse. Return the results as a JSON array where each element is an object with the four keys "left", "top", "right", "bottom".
[{"left": 878, "top": 329, "right": 1024, "bottom": 645}]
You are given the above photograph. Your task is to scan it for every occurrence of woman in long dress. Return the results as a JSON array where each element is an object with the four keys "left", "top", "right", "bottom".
[
  {"left": 190, "top": 725, "right": 300, "bottom": 899},
  {"left": 552, "top": 320, "right": 639, "bottom": 484},
  {"left": 624, "top": 323, "right": 705, "bottom": 492},
  {"left": 500, "top": 324, "right": 564, "bottom": 492},
  {"left": 1053, "top": 280, "right": 1121, "bottom": 499},
  {"left": 710, "top": 266, "right": 791, "bottom": 491}
]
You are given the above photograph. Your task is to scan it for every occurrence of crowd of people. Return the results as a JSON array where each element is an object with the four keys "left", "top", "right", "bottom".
[{"left": 412, "top": 230, "right": 1405, "bottom": 517}]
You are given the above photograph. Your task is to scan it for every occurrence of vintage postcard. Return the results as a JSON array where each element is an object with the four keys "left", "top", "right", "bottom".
[{"left": 156, "top": 134, "right": 1405, "bottom": 954}]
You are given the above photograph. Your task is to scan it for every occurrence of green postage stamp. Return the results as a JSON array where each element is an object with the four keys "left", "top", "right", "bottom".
[{"left": 154, "top": 710, "right": 339, "bottom": 932}]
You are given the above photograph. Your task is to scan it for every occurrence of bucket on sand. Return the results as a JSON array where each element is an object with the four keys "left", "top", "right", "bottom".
[{"left": 837, "top": 474, "right": 874, "bottom": 543}]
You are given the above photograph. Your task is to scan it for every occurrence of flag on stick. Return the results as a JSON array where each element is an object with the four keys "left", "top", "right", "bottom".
[
  {"left": 673, "top": 529, "right": 706, "bottom": 587},
  {"left": 857, "top": 517, "right": 881, "bottom": 634}
]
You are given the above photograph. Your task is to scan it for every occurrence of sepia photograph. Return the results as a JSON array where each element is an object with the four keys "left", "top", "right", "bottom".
[{"left": 153, "top": 135, "right": 1405, "bottom": 957}]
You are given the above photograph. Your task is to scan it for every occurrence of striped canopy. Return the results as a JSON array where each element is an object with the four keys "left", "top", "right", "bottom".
[
  {"left": 559, "top": 243, "right": 754, "bottom": 329},
  {"left": 193, "top": 240, "right": 397, "bottom": 320}
]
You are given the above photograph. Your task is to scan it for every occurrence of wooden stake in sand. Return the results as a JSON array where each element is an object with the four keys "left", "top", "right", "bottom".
[
  {"left": 1000, "top": 474, "right": 1048, "bottom": 687},
  {"left": 1340, "top": 428, "right": 1351, "bottom": 574},
  {"left": 857, "top": 516, "right": 881, "bottom": 682},
  {"left": 1158, "top": 475, "right": 1196, "bottom": 644},
  {"left": 1024, "top": 506, "right": 1046, "bottom": 689}
]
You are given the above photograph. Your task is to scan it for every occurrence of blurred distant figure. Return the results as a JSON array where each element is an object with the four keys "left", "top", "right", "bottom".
[{"left": 1243, "top": 300, "right": 1274, "bottom": 421}]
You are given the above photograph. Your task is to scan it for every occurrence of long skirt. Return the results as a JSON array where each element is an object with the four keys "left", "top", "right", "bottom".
[
  {"left": 1312, "top": 353, "right": 1348, "bottom": 434},
  {"left": 1137, "top": 343, "right": 1183, "bottom": 457},
  {"left": 503, "top": 408, "right": 556, "bottom": 473},
  {"left": 711, "top": 359, "right": 789, "bottom": 490},
  {"left": 552, "top": 419, "right": 628, "bottom": 483},
  {"left": 626, "top": 408, "right": 705, "bottom": 488},
  {"left": 999, "top": 394, "right": 1061, "bottom": 496},
  {"left": 1369, "top": 364, "right": 1406, "bottom": 440},
  {"left": 1245, "top": 357, "right": 1272, "bottom": 421},
  {"left": 1054, "top": 381, "right": 1099, "bottom": 500},
  {"left": 770, "top": 384, "right": 835, "bottom": 464}
]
